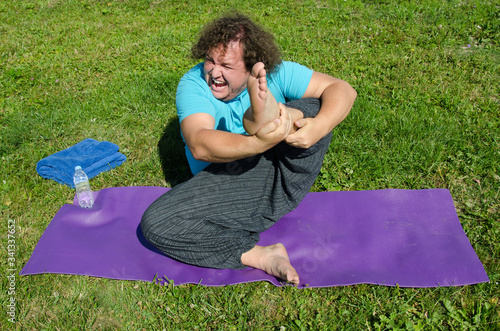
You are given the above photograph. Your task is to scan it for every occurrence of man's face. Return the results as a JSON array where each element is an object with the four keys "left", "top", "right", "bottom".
[{"left": 204, "top": 41, "right": 250, "bottom": 101}]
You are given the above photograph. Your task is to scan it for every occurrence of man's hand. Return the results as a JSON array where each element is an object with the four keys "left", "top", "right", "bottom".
[
  {"left": 284, "top": 117, "right": 326, "bottom": 149},
  {"left": 254, "top": 103, "right": 293, "bottom": 148}
]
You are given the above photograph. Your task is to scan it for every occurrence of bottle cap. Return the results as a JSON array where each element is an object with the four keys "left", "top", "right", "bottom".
[{"left": 75, "top": 166, "right": 82, "bottom": 171}]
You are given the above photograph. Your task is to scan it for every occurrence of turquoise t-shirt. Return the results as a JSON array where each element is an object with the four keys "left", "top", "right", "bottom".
[{"left": 176, "top": 60, "right": 313, "bottom": 175}]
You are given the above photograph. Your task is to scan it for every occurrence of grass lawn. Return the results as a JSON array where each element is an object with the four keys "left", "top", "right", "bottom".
[{"left": 1, "top": 0, "right": 499, "bottom": 329}]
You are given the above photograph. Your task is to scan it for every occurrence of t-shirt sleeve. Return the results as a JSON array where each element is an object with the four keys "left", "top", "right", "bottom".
[
  {"left": 176, "top": 65, "right": 216, "bottom": 123},
  {"left": 270, "top": 61, "right": 314, "bottom": 101}
]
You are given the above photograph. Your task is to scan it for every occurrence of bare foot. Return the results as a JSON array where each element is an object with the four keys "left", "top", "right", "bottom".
[
  {"left": 243, "top": 62, "right": 280, "bottom": 135},
  {"left": 286, "top": 106, "right": 304, "bottom": 134},
  {"left": 241, "top": 243, "right": 300, "bottom": 285}
]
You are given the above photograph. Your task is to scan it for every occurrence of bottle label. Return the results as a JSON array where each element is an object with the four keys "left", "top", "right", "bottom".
[{"left": 75, "top": 182, "right": 91, "bottom": 191}]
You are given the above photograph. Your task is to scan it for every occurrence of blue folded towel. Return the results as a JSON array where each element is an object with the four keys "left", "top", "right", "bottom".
[{"left": 36, "top": 138, "right": 127, "bottom": 188}]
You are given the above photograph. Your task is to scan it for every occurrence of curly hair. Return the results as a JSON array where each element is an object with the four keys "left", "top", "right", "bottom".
[{"left": 191, "top": 12, "right": 282, "bottom": 73}]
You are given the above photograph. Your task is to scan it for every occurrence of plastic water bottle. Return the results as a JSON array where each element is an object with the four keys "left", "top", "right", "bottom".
[{"left": 73, "top": 166, "right": 94, "bottom": 208}]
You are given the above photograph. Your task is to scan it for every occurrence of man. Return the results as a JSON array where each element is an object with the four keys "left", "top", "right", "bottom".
[{"left": 141, "top": 12, "right": 356, "bottom": 285}]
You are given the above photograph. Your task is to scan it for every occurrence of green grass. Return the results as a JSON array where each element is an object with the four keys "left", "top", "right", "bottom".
[{"left": 1, "top": 0, "right": 499, "bottom": 329}]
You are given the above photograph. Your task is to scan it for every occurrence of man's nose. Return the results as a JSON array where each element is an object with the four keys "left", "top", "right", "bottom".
[{"left": 211, "top": 65, "right": 222, "bottom": 78}]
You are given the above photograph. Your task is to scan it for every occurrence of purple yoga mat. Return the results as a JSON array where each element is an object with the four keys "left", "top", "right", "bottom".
[{"left": 20, "top": 186, "right": 489, "bottom": 288}]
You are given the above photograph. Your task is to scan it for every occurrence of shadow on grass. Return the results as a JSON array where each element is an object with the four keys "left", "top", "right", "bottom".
[{"left": 157, "top": 117, "right": 193, "bottom": 187}]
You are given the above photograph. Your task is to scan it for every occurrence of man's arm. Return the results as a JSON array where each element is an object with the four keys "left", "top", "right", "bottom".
[
  {"left": 181, "top": 107, "right": 292, "bottom": 163},
  {"left": 285, "top": 71, "right": 357, "bottom": 148}
]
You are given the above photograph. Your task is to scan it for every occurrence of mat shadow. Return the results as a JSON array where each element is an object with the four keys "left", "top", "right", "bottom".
[{"left": 136, "top": 224, "right": 165, "bottom": 256}]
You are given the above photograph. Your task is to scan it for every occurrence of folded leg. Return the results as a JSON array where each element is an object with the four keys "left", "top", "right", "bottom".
[{"left": 141, "top": 98, "right": 332, "bottom": 269}]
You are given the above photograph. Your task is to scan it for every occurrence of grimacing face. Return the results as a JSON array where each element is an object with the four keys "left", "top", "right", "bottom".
[{"left": 203, "top": 41, "right": 250, "bottom": 101}]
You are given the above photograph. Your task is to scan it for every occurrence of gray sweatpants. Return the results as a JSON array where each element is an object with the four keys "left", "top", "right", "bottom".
[{"left": 141, "top": 98, "right": 331, "bottom": 269}]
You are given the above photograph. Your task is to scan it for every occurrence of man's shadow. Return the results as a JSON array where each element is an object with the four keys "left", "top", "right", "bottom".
[{"left": 157, "top": 117, "right": 192, "bottom": 187}]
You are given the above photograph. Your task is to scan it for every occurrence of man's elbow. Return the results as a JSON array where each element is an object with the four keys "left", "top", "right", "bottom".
[
  {"left": 189, "top": 145, "right": 211, "bottom": 163},
  {"left": 190, "top": 147, "right": 206, "bottom": 162},
  {"left": 343, "top": 81, "right": 357, "bottom": 103},
  {"left": 351, "top": 85, "right": 358, "bottom": 101}
]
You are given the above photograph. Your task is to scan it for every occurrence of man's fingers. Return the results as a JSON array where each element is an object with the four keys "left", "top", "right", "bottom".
[
  {"left": 255, "top": 103, "right": 293, "bottom": 145},
  {"left": 258, "top": 118, "right": 280, "bottom": 135},
  {"left": 285, "top": 118, "right": 312, "bottom": 147},
  {"left": 278, "top": 103, "right": 293, "bottom": 133},
  {"left": 294, "top": 119, "right": 304, "bottom": 128}
]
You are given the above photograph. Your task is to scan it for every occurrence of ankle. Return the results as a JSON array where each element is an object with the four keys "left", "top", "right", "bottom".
[{"left": 241, "top": 245, "right": 263, "bottom": 269}]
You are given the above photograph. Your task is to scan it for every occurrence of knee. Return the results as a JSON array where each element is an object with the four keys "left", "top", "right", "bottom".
[
  {"left": 140, "top": 208, "right": 154, "bottom": 241},
  {"left": 140, "top": 202, "right": 184, "bottom": 244},
  {"left": 140, "top": 203, "right": 164, "bottom": 243},
  {"left": 284, "top": 98, "right": 321, "bottom": 118}
]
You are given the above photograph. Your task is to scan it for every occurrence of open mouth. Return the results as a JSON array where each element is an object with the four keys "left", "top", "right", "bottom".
[{"left": 211, "top": 77, "right": 227, "bottom": 90}]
